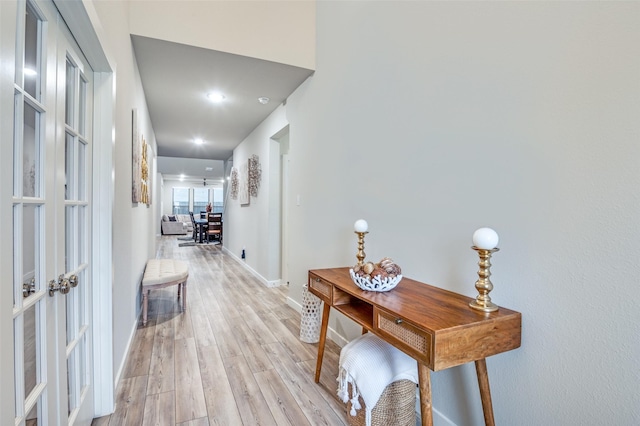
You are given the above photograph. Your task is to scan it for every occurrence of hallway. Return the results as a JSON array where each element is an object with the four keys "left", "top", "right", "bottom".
[{"left": 93, "top": 236, "right": 346, "bottom": 425}]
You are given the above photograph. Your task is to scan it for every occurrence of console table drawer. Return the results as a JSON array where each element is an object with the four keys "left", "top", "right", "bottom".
[
  {"left": 375, "top": 308, "right": 433, "bottom": 366},
  {"left": 309, "top": 274, "right": 332, "bottom": 303}
]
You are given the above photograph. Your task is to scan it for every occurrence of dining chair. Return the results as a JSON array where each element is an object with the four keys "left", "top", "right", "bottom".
[
  {"left": 189, "top": 212, "right": 198, "bottom": 241},
  {"left": 206, "top": 212, "right": 222, "bottom": 244}
]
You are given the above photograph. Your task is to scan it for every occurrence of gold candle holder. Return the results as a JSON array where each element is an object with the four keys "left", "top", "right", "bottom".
[
  {"left": 469, "top": 246, "right": 500, "bottom": 312},
  {"left": 355, "top": 231, "right": 368, "bottom": 266}
]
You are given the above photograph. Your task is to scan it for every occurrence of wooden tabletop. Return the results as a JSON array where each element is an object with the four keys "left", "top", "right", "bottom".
[{"left": 309, "top": 267, "right": 521, "bottom": 370}]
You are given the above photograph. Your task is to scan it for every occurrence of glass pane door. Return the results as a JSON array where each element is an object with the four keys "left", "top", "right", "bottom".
[
  {"left": 58, "top": 21, "right": 94, "bottom": 425},
  {"left": 8, "top": 1, "right": 95, "bottom": 424},
  {"left": 12, "top": 1, "right": 49, "bottom": 424}
]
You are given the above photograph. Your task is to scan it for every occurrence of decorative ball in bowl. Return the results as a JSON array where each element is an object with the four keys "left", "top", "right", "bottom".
[{"left": 350, "top": 257, "right": 403, "bottom": 292}]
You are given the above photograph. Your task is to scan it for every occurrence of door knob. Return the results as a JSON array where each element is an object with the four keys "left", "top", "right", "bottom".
[
  {"left": 49, "top": 275, "right": 70, "bottom": 296},
  {"left": 69, "top": 274, "right": 78, "bottom": 288},
  {"left": 58, "top": 275, "right": 71, "bottom": 294},
  {"left": 22, "top": 278, "right": 36, "bottom": 297}
]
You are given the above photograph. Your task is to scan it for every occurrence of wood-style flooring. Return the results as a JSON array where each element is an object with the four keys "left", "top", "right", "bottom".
[{"left": 92, "top": 236, "right": 347, "bottom": 426}]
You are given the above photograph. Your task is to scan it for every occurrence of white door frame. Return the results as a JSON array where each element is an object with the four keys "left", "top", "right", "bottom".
[
  {"left": 1, "top": 2, "right": 21, "bottom": 422},
  {"left": 271, "top": 126, "right": 290, "bottom": 288},
  {"left": 89, "top": 70, "right": 115, "bottom": 417}
]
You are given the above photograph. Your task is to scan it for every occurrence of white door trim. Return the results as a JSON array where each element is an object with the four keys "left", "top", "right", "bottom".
[{"left": 91, "top": 70, "right": 114, "bottom": 416}]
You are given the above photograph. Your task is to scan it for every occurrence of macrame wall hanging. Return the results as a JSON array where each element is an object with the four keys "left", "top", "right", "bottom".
[
  {"left": 229, "top": 167, "right": 239, "bottom": 199},
  {"left": 248, "top": 154, "right": 262, "bottom": 197}
]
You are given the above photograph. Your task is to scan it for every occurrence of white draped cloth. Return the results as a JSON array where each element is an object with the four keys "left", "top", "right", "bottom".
[{"left": 337, "top": 333, "right": 419, "bottom": 426}]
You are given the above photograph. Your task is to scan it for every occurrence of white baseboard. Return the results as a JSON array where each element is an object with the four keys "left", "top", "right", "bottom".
[
  {"left": 222, "top": 246, "right": 282, "bottom": 287},
  {"left": 286, "top": 295, "right": 302, "bottom": 312},
  {"left": 113, "top": 316, "right": 139, "bottom": 396},
  {"left": 432, "top": 407, "right": 457, "bottom": 425}
]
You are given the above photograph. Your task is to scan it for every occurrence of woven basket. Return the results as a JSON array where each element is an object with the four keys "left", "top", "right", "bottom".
[
  {"left": 346, "top": 380, "right": 416, "bottom": 426},
  {"left": 299, "top": 284, "right": 322, "bottom": 343}
]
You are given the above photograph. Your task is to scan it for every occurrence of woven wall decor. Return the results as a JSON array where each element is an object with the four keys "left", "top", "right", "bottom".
[
  {"left": 248, "top": 154, "right": 262, "bottom": 197},
  {"left": 230, "top": 167, "right": 239, "bottom": 199}
]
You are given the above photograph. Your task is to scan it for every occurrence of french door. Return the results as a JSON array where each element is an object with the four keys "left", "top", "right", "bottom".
[{"left": 6, "top": 0, "right": 94, "bottom": 424}]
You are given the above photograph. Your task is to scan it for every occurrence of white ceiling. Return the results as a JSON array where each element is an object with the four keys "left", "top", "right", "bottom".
[{"left": 131, "top": 35, "right": 313, "bottom": 178}]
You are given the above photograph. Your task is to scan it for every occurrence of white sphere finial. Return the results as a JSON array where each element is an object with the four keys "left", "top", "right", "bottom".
[
  {"left": 354, "top": 219, "right": 368, "bottom": 233},
  {"left": 473, "top": 227, "right": 499, "bottom": 249}
]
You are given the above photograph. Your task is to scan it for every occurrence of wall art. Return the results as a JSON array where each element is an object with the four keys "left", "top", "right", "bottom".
[
  {"left": 132, "top": 108, "right": 151, "bottom": 205},
  {"left": 230, "top": 166, "right": 239, "bottom": 199},
  {"left": 248, "top": 154, "right": 262, "bottom": 197}
]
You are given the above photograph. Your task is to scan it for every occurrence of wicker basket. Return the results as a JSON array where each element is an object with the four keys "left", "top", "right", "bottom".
[
  {"left": 346, "top": 380, "right": 416, "bottom": 426},
  {"left": 299, "top": 284, "right": 322, "bottom": 343}
]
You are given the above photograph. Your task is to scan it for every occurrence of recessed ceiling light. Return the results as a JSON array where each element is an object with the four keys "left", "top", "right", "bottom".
[
  {"left": 207, "top": 92, "right": 226, "bottom": 103},
  {"left": 205, "top": 167, "right": 213, "bottom": 171},
  {"left": 194, "top": 138, "right": 204, "bottom": 145},
  {"left": 258, "top": 97, "right": 270, "bottom": 105},
  {"left": 179, "top": 174, "right": 185, "bottom": 181}
]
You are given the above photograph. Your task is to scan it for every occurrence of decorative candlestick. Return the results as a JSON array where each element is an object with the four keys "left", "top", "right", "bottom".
[
  {"left": 354, "top": 219, "right": 368, "bottom": 266},
  {"left": 470, "top": 228, "right": 500, "bottom": 313}
]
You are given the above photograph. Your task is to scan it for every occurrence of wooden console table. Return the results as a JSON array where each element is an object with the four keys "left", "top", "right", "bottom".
[{"left": 308, "top": 267, "right": 521, "bottom": 426}]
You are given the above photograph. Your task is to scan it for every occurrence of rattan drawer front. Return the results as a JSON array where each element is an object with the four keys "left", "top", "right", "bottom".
[
  {"left": 376, "top": 309, "right": 432, "bottom": 365},
  {"left": 309, "top": 275, "right": 332, "bottom": 302}
]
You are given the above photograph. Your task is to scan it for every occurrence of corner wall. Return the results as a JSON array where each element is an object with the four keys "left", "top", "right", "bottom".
[
  {"left": 283, "top": 2, "right": 640, "bottom": 425},
  {"left": 226, "top": 105, "right": 289, "bottom": 285},
  {"left": 90, "top": 0, "right": 160, "bottom": 386}
]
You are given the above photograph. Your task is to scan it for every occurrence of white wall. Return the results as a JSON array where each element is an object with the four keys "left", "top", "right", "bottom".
[
  {"left": 155, "top": 171, "right": 162, "bottom": 235},
  {"left": 280, "top": 2, "right": 639, "bottom": 425},
  {"left": 226, "top": 105, "right": 289, "bottom": 285},
  {"left": 91, "top": 0, "right": 159, "bottom": 385}
]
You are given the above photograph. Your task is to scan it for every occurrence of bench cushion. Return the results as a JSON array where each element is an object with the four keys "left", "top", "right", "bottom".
[{"left": 143, "top": 259, "right": 189, "bottom": 287}]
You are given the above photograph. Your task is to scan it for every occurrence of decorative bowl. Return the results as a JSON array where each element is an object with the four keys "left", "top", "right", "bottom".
[{"left": 349, "top": 269, "right": 402, "bottom": 292}]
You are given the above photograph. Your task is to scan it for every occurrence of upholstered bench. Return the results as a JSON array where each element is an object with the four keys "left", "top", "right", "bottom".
[{"left": 141, "top": 259, "right": 189, "bottom": 326}]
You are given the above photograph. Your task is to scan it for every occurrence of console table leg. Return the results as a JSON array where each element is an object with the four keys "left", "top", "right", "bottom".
[
  {"left": 475, "top": 358, "right": 495, "bottom": 426},
  {"left": 314, "top": 303, "right": 331, "bottom": 383},
  {"left": 418, "top": 363, "right": 433, "bottom": 426}
]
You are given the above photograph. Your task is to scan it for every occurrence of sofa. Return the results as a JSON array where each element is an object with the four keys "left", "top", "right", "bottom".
[{"left": 161, "top": 214, "right": 194, "bottom": 235}]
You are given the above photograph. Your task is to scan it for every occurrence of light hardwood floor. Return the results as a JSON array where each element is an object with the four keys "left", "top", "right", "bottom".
[{"left": 93, "top": 236, "right": 347, "bottom": 426}]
